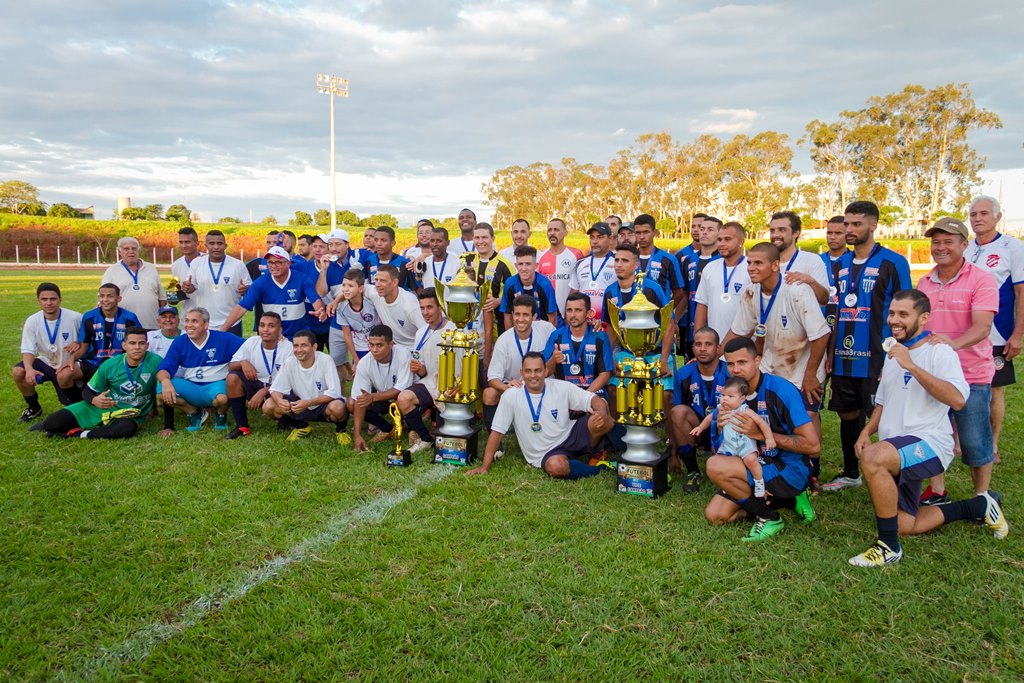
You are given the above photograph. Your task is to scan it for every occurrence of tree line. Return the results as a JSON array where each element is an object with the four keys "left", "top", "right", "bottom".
[{"left": 482, "top": 83, "right": 1001, "bottom": 233}]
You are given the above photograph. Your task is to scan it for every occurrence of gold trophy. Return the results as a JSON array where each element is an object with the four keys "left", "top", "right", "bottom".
[
  {"left": 606, "top": 271, "right": 673, "bottom": 497},
  {"left": 433, "top": 252, "right": 485, "bottom": 465},
  {"left": 166, "top": 276, "right": 183, "bottom": 304},
  {"left": 386, "top": 403, "right": 412, "bottom": 467}
]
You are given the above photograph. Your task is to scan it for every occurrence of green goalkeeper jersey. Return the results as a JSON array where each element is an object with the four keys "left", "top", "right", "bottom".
[{"left": 66, "top": 351, "right": 162, "bottom": 428}]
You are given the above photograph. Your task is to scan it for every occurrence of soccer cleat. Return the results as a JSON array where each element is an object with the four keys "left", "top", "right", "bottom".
[
  {"left": 336, "top": 432, "right": 353, "bottom": 446},
  {"left": 820, "top": 474, "right": 862, "bottom": 492},
  {"left": 224, "top": 427, "right": 250, "bottom": 440},
  {"left": 849, "top": 539, "right": 903, "bottom": 567},
  {"left": 186, "top": 408, "right": 207, "bottom": 432},
  {"left": 28, "top": 422, "right": 47, "bottom": 433},
  {"left": 408, "top": 431, "right": 421, "bottom": 448},
  {"left": 740, "top": 517, "right": 785, "bottom": 542},
  {"left": 409, "top": 440, "right": 431, "bottom": 454},
  {"left": 981, "top": 491, "right": 1009, "bottom": 540},
  {"left": 794, "top": 490, "right": 816, "bottom": 524},
  {"left": 595, "top": 460, "right": 617, "bottom": 471},
  {"left": 214, "top": 413, "right": 229, "bottom": 430},
  {"left": 370, "top": 429, "right": 394, "bottom": 444},
  {"left": 65, "top": 427, "right": 84, "bottom": 439},
  {"left": 18, "top": 407, "right": 42, "bottom": 423},
  {"left": 920, "top": 486, "right": 951, "bottom": 506},
  {"left": 102, "top": 407, "right": 141, "bottom": 424},
  {"left": 287, "top": 426, "right": 313, "bottom": 441},
  {"left": 684, "top": 470, "right": 703, "bottom": 494}
]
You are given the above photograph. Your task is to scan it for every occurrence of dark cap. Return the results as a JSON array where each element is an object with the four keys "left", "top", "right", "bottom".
[
  {"left": 588, "top": 222, "right": 612, "bottom": 236},
  {"left": 924, "top": 216, "right": 969, "bottom": 239},
  {"left": 157, "top": 305, "right": 179, "bottom": 316},
  {"left": 618, "top": 221, "right": 635, "bottom": 232}
]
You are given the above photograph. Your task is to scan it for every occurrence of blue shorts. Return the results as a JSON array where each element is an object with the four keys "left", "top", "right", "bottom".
[
  {"left": 743, "top": 454, "right": 807, "bottom": 498},
  {"left": 171, "top": 378, "right": 227, "bottom": 408},
  {"left": 885, "top": 435, "right": 948, "bottom": 515},
  {"left": 951, "top": 384, "right": 994, "bottom": 467},
  {"left": 609, "top": 351, "right": 674, "bottom": 390}
]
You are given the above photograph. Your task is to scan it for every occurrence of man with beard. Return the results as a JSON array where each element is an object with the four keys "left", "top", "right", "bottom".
[
  {"left": 694, "top": 221, "right": 750, "bottom": 344},
  {"left": 499, "top": 218, "right": 531, "bottom": 263},
  {"left": 768, "top": 211, "right": 828, "bottom": 305},
  {"left": 538, "top": 218, "right": 583, "bottom": 323}
]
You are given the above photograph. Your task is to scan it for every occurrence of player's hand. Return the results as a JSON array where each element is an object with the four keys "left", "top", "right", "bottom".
[
  {"left": 237, "top": 282, "right": 249, "bottom": 296},
  {"left": 180, "top": 277, "right": 196, "bottom": 294},
  {"left": 289, "top": 399, "right": 308, "bottom": 413},
  {"left": 824, "top": 356, "right": 833, "bottom": 376},
  {"left": 355, "top": 389, "right": 373, "bottom": 409},
  {"left": 854, "top": 431, "right": 873, "bottom": 456},
  {"left": 689, "top": 426, "right": 703, "bottom": 437},
  {"left": 507, "top": 380, "right": 523, "bottom": 389},
  {"left": 801, "top": 373, "right": 823, "bottom": 404},
  {"left": 659, "top": 358, "right": 670, "bottom": 377},
  {"left": 241, "top": 360, "right": 259, "bottom": 381},
  {"left": 926, "top": 333, "right": 955, "bottom": 348},
  {"left": 482, "top": 295, "right": 499, "bottom": 312},
  {"left": 783, "top": 271, "right": 814, "bottom": 286},
  {"left": 325, "top": 300, "right": 339, "bottom": 317},
  {"left": 729, "top": 409, "right": 762, "bottom": 439},
  {"left": 316, "top": 308, "right": 328, "bottom": 323},
  {"left": 160, "top": 381, "right": 177, "bottom": 406},
  {"left": 92, "top": 390, "right": 116, "bottom": 409},
  {"left": 64, "top": 341, "right": 81, "bottom": 355},
  {"left": 465, "top": 465, "right": 489, "bottom": 476},
  {"left": 888, "top": 343, "right": 915, "bottom": 371},
  {"left": 353, "top": 435, "right": 369, "bottom": 452},
  {"left": 551, "top": 346, "right": 565, "bottom": 364},
  {"left": 248, "top": 388, "right": 268, "bottom": 410},
  {"left": 765, "top": 438, "right": 778, "bottom": 452},
  {"left": 158, "top": 428, "right": 175, "bottom": 438},
  {"left": 410, "top": 360, "right": 426, "bottom": 377},
  {"left": 1005, "top": 335, "right": 1022, "bottom": 361}
]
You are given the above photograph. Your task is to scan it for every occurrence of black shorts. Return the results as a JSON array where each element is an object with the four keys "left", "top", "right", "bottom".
[
  {"left": 228, "top": 370, "right": 270, "bottom": 402},
  {"left": 282, "top": 392, "right": 337, "bottom": 422},
  {"left": 15, "top": 358, "right": 60, "bottom": 385},
  {"left": 828, "top": 374, "right": 878, "bottom": 414},
  {"left": 407, "top": 382, "right": 435, "bottom": 411},
  {"left": 992, "top": 346, "right": 1016, "bottom": 388},
  {"left": 315, "top": 332, "right": 330, "bottom": 352},
  {"left": 79, "top": 360, "right": 99, "bottom": 383},
  {"left": 541, "top": 416, "right": 594, "bottom": 465}
]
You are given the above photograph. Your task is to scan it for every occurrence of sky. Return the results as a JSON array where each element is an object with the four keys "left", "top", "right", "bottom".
[{"left": 1, "top": 0, "right": 1022, "bottom": 225}]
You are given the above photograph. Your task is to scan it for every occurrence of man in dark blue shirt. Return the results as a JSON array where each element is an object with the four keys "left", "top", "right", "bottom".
[
  {"left": 498, "top": 245, "right": 558, "bottom": 328},
  {"left": 544, "top": 292, "right": 614, "bottom": 399},
  {"left": 365, "top": 226, "right": 415, "bottom": 290}
]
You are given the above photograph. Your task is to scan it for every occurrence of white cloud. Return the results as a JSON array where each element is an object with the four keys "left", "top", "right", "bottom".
[{"left": 689, "top": 108, "right": 760, "bottom": 134}]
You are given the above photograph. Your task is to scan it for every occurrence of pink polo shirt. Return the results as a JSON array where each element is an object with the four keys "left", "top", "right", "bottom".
[{"left": 917, "top": 260, "right": 999, "bottom": 384}]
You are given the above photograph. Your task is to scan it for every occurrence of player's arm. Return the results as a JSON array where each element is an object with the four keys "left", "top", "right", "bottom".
[
  {"left": 771, "top": 421, "right": 820, "bottom": 457},
  {"left": 221, "top": 304, "right": 248, "bottom": 332},
  {"left": 465, "top": 428, "right": 506, "bottom": 475},
  {"left": 693, "top": 303, "right": 708, "bottom": 332},
  {"left": 890, "top": 346, "right": 967, "bottom": 410},
  {"left": 342, "top": 326, "right": 359, "bottom": 368},
  {"left": 315, "top": 265, "right": 330, "bottom": 297},
  {"left": 933, "top": 310, "right": 993, "bottom": 352},
  {"left": 855, "top": 404, "right": 884, "bottom": 455},
  {"left": 1008, "top": 282, "right": 1024, "bottom": 359},
  {"left": 589, "top": 370, "right": 612, "bottom": 393}
]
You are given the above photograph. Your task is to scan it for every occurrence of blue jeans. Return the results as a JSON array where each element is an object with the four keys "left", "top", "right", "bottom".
[{"left": 952, "top": 384, "right": 994, "bottom": 467}]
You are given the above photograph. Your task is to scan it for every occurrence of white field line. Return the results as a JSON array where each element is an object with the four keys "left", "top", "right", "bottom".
[{"left": 56, "top": 465, "right": 455, "bottom": 682}]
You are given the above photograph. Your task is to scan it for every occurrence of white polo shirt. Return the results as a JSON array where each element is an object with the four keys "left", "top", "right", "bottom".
[
  {"left": 270, "top": 351, "right": 341, "bottom": 401},
  {"left": 187, "top": 255, "right": 252, "bottom": 327},
  {"left": 492, "top": 378, "right": 595, "bottom": 467},
  {"left": 101, "top": 260, "right": 167, "bottom": 329},
  {"left": 694, "top": 257, "right": 751, "bottom": 342},
  {"left": 21, "top": 308, "right": 83, "bottom": 369},
  {"left": 231, "top": 335, "right": 294, "bottom": 385},
  {"left": 487, "top": 321, "right": 556, "bottom": 383}
]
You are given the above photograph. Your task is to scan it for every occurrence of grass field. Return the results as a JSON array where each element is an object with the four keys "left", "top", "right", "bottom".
[{"left": 1, "top": 268, "right": 1022, "bottom": 681}]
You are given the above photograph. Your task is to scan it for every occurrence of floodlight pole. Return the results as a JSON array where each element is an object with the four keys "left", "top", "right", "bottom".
[{"left": 316, "top": 73, "right": 349, "bottom": 231}]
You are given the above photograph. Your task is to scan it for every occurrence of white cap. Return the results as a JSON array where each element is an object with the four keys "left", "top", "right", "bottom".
[
  {"left": 314, "top": 233, "right": 330, "bottom": 243},
  {"left": 266, "top": 246, "right": 290, "bottom": 260},
  {"left": 328, "top": 229, "right": 350, "bottom": 243}
]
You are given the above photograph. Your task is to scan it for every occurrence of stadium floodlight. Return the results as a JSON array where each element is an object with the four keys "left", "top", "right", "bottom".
[{"left": 316, "top": 74, "right": 350, "bottom": 231}]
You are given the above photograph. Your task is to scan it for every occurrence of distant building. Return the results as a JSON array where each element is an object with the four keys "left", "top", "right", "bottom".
[{"left": 72, "top": 206, "right": 95, "bottom": 219}]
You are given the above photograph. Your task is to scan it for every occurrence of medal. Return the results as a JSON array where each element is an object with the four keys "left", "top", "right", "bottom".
[
  {"left": 569, "top": 363, "right": 581, "bottom": 375},
  {"left": 48, "top": 344, "right": 57, "bottom": 353},
  {"left": 756, "top": 282, "right": 780, "bottom": 339},
  {"left": 132, "top": 284, "right": 141, "bottom": 291},
  {"left": 994, "top": 356, "right": 1006, "bottom": 370},
  {"left": 43, "top": 311, "right": 61, "bottom": 353},
  {"left": 829, "top": 286, "right": 837, "bottom": 297},
  {"left": 121, "top": 261, "right": 141, "bottom": 291},
  {"left": 843, "top": 244, "right": 880, "bottom": 311},
  {"left": 720, "top": 292, "right": 732, "bottom": 303},
  {"left": 531, "top": 422, "right": 542, "bottom": 432},
  {"left": 211, "top": 284, "right": 221, "bottom": 292},
  {"left": 881, "top": 337, "right": 896, "bottom": 352},
  {"left": 722, "top": 256, "right": 744, "bottom": 304},
  {"left": 755, "top": 324, "right": 767, "bottom": 338},
  {"left": 524, "top": 383, "right": 546, "bottom": 433},
  {"left": 844, "top": 293, "right": 858, "bottom": 307},
  {"left": 208, "top": 257, "right": 226, "bottom": 291},
  {"left": 412, "top": 351, "right": 420, "bottom": 360}
]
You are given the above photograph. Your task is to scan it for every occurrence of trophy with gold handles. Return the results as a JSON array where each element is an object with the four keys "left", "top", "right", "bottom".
[
  {"left": 606, "top": 271, "right": 674, "bottom": 497},
  {"left": 386, "top": 403, "right": 412, "bottom": 467},
  {"left": 432, "top": 252, "right": 484, "bottom": 465},
  {"left": 165, "top": 276, "right": 183, "bottom": 304}
]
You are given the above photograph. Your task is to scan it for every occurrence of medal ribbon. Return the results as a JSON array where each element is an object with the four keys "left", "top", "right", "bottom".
[
  {"left": 432, "top": 256, "right": 449, "bottom": 284},
  {"left": 524, "top": 384, "right": 546, "bottom": 425},
  {"left": 514, "top": 330, "right": 534, "bottom": 359},
  {"left": 43, "top": 310, "right": 61, "bottom": 347},
  {"left": 417, "top": 319, "right": 445, "bottom": 353},
  {"left": 902, "top": 330, "right": 931, "bottom": 348},
  {"left": 590, "top": 253, "right": 612, "bottom": 281},
  {"left": 259, "top": 344, "right": 278, "bottom": 381},
  {"left": 208, "top": 257, "right": 226, "bottom": 285},
  {"left": 123, "top": 355, "right": 144, "bottom": 391},
  {"left": 758, "top": 282, "right": 782, "bottom": 327},
  {"left": 723, "top": 257, "right": 745, "bottom": 294},
  {"left": 565, "top": 329, "right": 591, "bottom": 373},
  {"left": 844, "top": 244, "right": 880, "bottom": 307},
  {"left": 121, "top": 261, "right": 140, "bottom": 287}
]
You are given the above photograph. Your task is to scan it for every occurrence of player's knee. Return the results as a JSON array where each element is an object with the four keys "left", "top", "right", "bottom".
[
  {"left": 482, "top": 387, "right": 497, "bottom": 405},
  {"left": 858, "top": 443, "right": 885, "bottom": 469},
  {"left": 12, "top": 364, "right": 25, "bottom": 381},
  {"left": 213, "top": 394, "right": 227, "bottom": 408},
  {"left": 396, "top": 390, "right": 414, "bottom": 412},
  {"left": 543, "top": 457, "right": 570, "bottom": 479},
  {"left": 226, "top": 373, "right": 241, "bottom": 391},
  {"left": 326, "top": 401, "right": 344, "bottom": 421},
  {"left": 262, "top": 401, "right": 277, "bottom": 417}
]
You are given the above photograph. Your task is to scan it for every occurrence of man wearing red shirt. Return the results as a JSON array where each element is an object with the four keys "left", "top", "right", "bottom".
[{"left": 538, "top": 218, "right": 584, "bottom": 323}]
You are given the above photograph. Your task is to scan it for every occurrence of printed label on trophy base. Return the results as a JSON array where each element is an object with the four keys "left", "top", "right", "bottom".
[
  {"left": 616, "top": 452, "right": 670, "bottom": 498},
  {"left": 386, "top": 450, "right": 412, "bottom": 467},
  {"left": 433, "top": 428, "right": 480, "bottom": 466}
]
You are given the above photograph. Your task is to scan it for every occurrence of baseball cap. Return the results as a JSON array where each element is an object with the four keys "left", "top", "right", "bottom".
[
  {"left": 618, "top": 221, "right": 635, "bottom": 232},
  {"left": 266, "top": 246, "right": 290, "bottom": 260},
  {"left": 328, "top": 229, "right": 350, "bottom": 243},
  {"left": 588, "top": 222, "right": 612, "bottom": 236},
  {"left": 313, "top": 233, "right": 329, "bottom": 244},
  {"left": 157, "top": 305, "right": 178, "bottom": 316},
  {"left": 924, "top": 216, "right": 969, "bottom": 239}
]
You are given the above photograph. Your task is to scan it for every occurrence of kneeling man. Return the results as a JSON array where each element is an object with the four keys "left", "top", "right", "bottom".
[
  {"left": 467, "top": 352, "right": 614, "bottom": 479},
  {"left": 265, "top": 329, "right": 347, "bottom": 442},
  {"left": 849, "top": 290, "right": 1008, "bottom": 567}
]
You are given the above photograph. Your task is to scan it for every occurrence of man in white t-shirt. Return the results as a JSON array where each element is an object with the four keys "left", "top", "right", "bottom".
[
  {"left": 848, "top": 290, "right": 1007, "bottom": 567},
  {"left": 421, "top": 227, "right": 459, "bottom": 291},
  {"left": 402, "top": 219, "right": 434, "bottom": 262},
  {"left": 724, "top": 243, "right": 830, "bottom": 427},
  {"left": 769, "top": 211, "right": 829, "bottom": 305},
  {"left": 499, "top": 218, "right": 531, "bottom": 263},
  {"left": 467, "top": 352, "right": 614, "bottom": 479},
  {"left": 181, "top": 230, "right": 252, "bottom": 334},
  {"left": 396, "top": 288, "right": 456, "bottom": 452},
  {"left": 538, "top": 218, "right": 583, "bottom": 321},
  {"left": 14, "top": 282, "right": 84, "bottom": 419},
  {"left": 349, "top": 324, "right": 415, "bottom": 452},
  {"left": 364, "top": 264, "right": 426, "bottom": 351},
  {"left": 170, "top": 226, "right": 201, "bottom": 318},
  {"left": 224, "top": 311, "right": 294, "bottom": 440},
  {"left": 101, "top": 236, "right": 167, "bottom": 329},
  {"left": 448, "top": 208, "right": 478, "bottom": 257},
  {"left": 146, "top": 306, "right": 181, "bottom": 359},
  {"left": 694, "top": 221, "right": 751, "bottom": 343},
  {"left": 482, "top": 295, "right": 556, "bottom": 440},
  {"left": 265, "top": 329, "right": 346, "bottom": 443}
]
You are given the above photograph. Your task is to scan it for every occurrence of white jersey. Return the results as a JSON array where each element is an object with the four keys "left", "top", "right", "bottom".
[
  {"left": 20, "top": 308, "right": 83, "bottom": 369},
  {"left": 146, "top": 330, "right": 179, "bottom": 359},
  {"left": 421, "top": 254, "right": 459, "bottom": 291},
  {"left": 876, "top": 341, "right": 968, "bottom": 466},
  {"left": 270, "top": 351, "right": 341, "bottom": 401},
  {"left": 695, "top": 257, "right": 751, "bottom": 343},
  {"left": 782, "top": 249, "right": 829, "bottom": 291},
  {"left": 966, "top": 233, "right": 1024, "bottom": 345},
  {"left": 402, "top": 245, "right": 428, "bottom": 261},
  {"left": 411, "top": 320, "right": 458, "bottom": 399},
  {"left": 350, "top": 345, "right": 415, "bottom": 399},
  {"left": 538, "top": 246, "right": 581, "bottom": 317},
  {"left": 187, "top": 255, "right": 252, "bottom": 327},
  {"left": 171, "top": 255, "right": 200, "bottom": 317},
  {"left": 336, "top": 297, "right": 379, "bottom": 353},
  {"left": 231, "top": 335, "right": 294, "bottom": 385},
  {"left": 365, "top": 288, "right": 426, "bottom": 350},
  {"left": 487, "top": 321, "right": 556, "bottom": 383},
  {"left": 498, "top": 245, "right": 521, "bottom": 264},
  {"left": 448, "top": 235, "right": 476, "bottom": 257},
  {"left": 492, "top": 378, "right": 595, "bottom": 467},
  {"left": 101, "top": 260, "right": 167, "bottom": 329},
  {"left": 731, "top": 281, "right": 830, "bottom": 385},
  {"left": 569, "top": 252, "right": 617, "bottom": 322}
]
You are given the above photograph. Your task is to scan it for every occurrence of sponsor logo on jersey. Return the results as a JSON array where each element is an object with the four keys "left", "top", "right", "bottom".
[{"left": 844, "top": 335, "right": 855, "bottom": 349}]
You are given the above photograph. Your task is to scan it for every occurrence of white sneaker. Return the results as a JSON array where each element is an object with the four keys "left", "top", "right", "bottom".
[
  {"left": 409, "top": 440, "right": 431, "bottom": 454},
  {"left": 494, "top": 449, "right": 504, "bottom": 460},
  {"left": 849, "top": 539, "right": 903, "bottom": 567},
  {"left": 981, "top": 491, "right": 1009, "bottom": 540},
  {"left": 821, "top": 474, "right": 862, "bottom": 492}
]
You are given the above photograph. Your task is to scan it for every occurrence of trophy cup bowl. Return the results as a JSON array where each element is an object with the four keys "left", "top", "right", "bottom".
[
  {"left": 166, "top": 277, "right": 181, "bottom": 304},
  {"left": 386, "top": 403, "right": 412, "bottom": 467}
]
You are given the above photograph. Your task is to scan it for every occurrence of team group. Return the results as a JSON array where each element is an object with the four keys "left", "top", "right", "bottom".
[{"left": 14, "top": 200, "right": 1013, "bottom": 564}]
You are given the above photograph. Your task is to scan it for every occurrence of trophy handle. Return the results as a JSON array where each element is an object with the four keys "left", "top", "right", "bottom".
[
  {"left": 437, "top": 280, "right": 448, "bottom": 317},
  {"left": 388, "top": 402, "right": 403, "bottom": 444},
  {"left": 658, "top": 301, "right": 673, "bottom": 346},
  {"left": 607, "top": 299, "right": 621, "bottom": 344}
]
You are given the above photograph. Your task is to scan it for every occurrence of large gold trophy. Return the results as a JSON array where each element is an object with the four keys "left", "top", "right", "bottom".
[
  {"left": 606, "top": 271, "right": 673, "bottom": 497},
  {"left": 433, "top": 253, "right": 484, "bottom": 465}
]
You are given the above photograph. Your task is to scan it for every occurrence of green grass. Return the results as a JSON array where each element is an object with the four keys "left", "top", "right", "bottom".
[{"left": 1, "top": 269, "right": 1022, "bottom": 681}]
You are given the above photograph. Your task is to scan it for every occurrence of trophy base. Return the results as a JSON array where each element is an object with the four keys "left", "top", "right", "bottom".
[
  {"left": 433, "top": 428, "right": 480, "bottom": 466},
  {"left": 386, "top": 449, "right": 412, "bottom": 467},
  {"left": 616, "top": 452, "right": 670, "bottom": 499}
]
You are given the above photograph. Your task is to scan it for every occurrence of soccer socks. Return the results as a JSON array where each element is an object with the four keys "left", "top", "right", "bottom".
[
  {"left": 840, "top": 415, "right": 864, "bottom": 478},
  {"left": 875, "top": 515, "right": 900, "bottom": 552},
  {"left": 738, "top": 496, "right": 781, "bottom": 522},
  {"left": 404, "top": 408, "right": 432, "bottom": 442},
  {"left": 938, "top": 495, "right": 987, "bottom": 524},
  {"left": 566, "top": 459, "right": 603, "bottom": 480},
  {"left": 482, "top": 403, "right": 497, "bottom": 431},
  {"left": 23, "top": 391, "right": 41, "bottom": 412},
  {"left": 229, "top": 396, "right": 249, "bottom": 429},
  {"left": 163, "top": 405, "right": 176, "bottom": 430},
  {"left": 677, "top": 444, "right": 698, "bottom": 474}
]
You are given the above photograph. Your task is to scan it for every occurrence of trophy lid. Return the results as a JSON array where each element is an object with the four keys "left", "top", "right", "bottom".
[{"left": 621, "top": 270, "right": 659, "bottom": 313}]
